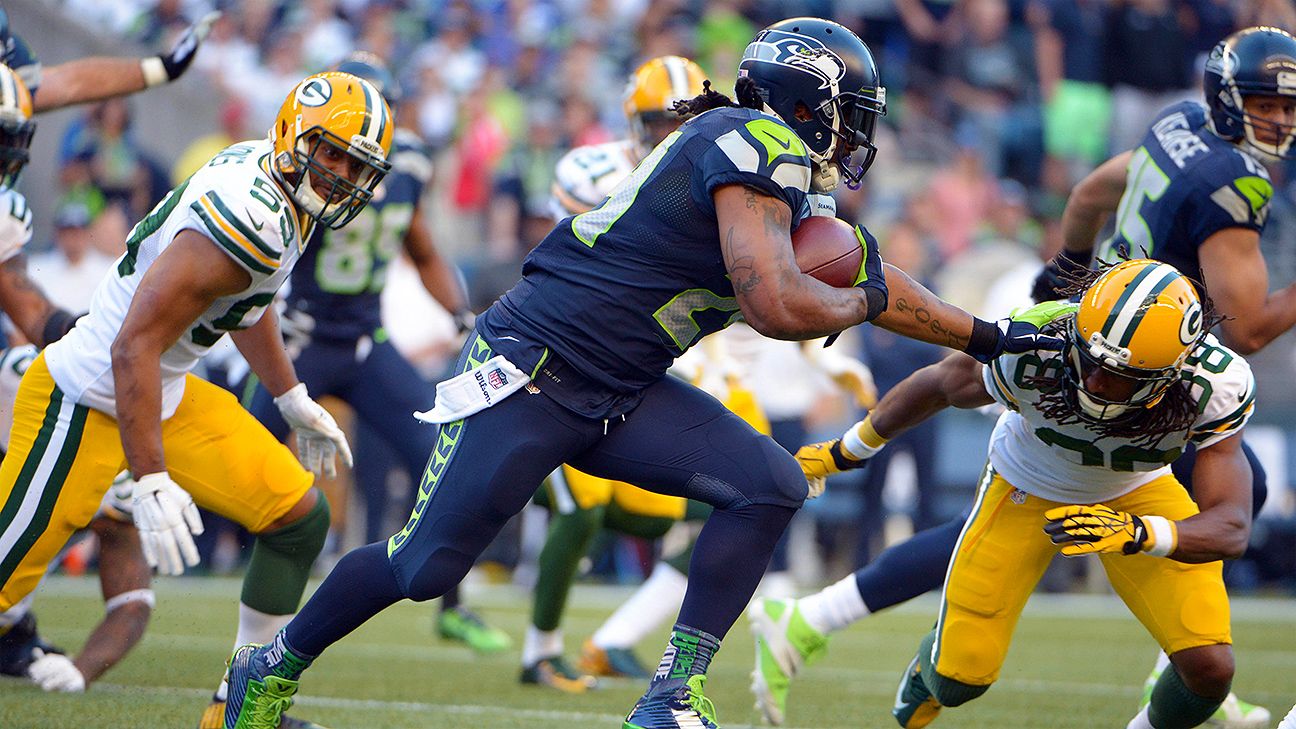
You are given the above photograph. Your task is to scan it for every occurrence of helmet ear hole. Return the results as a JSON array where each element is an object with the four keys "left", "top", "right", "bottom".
[{"left": 793, "top": 102, "right": 813, "bottom": 122}]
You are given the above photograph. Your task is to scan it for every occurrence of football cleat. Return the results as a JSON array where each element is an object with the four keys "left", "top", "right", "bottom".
[
  {"left": 0, "top": 612, "right": 65, "bottom": 677},
  {"left": 893, "top": 653, "right": 941, "bottom": 729},
  {"left": 224, "top": 644, "right": 304, "bottom": 729},
  {"left": 747, "top": 597, "right": 829, "bottom": 725},
  {"left": 579, "top": 639, "right": 652, "bottom": 679},
  {"left": 198, "top": 699, "right": 327, "bottom": 729},
  {"left": 519, "top": 656, "right": 598, "bottom": 693},
  {"left": 437, "top": 606, "right": 512, "bottom": 654},
  {"left": 623, "top": 675, "right": 719, "bottom": 729}
]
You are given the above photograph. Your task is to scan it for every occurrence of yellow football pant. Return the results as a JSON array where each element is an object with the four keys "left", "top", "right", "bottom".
[
  {"left": 551, "top": 382, "right": 772, "bottom": 519},
  {"left": 933, "top": 467, "right": 1231, "bottom": 687},
  {"left": 0, "top": 354, "right": 312, "bottom": 611}
]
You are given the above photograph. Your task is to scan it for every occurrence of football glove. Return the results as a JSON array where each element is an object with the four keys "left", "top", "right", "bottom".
[
  {"left": 795, "top": 439, "right": 871, "bottom": 499},
  {"left": 275, "top": 382, "right": 353, "bottom": 478},
  {"left": 0, "top": 189, "right": 32, "bottom": 264},
  {"left": 142, "top": 11, "right": 220, "bottom": 86},
  {"left": 27, "top": 649, "right": 85, "bottom": 692},
  {"left": 132, "top": 472, "right": 203, "bottom": 576},
  {"left": 1043, "top": 504, "right": 1174, "bottom": 557},
  {"left": 854, "top": 224, "right": 888, "bottom": 323}
]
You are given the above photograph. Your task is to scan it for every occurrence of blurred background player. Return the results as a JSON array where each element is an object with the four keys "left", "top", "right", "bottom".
[
  {"left": 241, "top": 51, "right": 509, "bottom": 659},
  {"left": 771, "top": 261, "right": 1256, "bottom": 729}
]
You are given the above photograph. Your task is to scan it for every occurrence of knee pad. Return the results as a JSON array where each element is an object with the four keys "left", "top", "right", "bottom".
[{"left": 259, "top": 494, "right": 331, "bottom": 558}]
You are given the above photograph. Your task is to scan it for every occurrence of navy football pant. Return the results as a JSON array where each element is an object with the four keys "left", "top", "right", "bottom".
[
  {"left": 852, "top": 441, "right": 1267, "bottom": 613},
  {"left": 283, "top": 340, "right": 806, "bottom": 656}
]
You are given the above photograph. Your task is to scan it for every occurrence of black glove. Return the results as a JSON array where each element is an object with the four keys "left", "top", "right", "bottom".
[
  {"left": 1031, "top": 248, "right": 1093, "bottom": 303},
  {"left": 157, "top": 12, "right": 220, "bottom": 82},
  {"left": 854, "top": 224, "right": 888, "bottom": 323},
  {"left": 966, "top": 315, "right": 1066, "bottom": 364}
]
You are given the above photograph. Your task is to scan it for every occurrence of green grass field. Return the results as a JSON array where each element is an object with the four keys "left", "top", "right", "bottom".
[{"left": 2, "top": 576, "right": 1293, "bottom": 728}]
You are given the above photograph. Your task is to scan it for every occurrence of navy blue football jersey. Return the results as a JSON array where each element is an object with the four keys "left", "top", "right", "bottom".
[
  {"left": 286, "top": 129, "right": 432, "bottom": 340},
  {"left": 1097, "top": 101, "right": 1273, "bottom": 288},
  {"left": 477, "top": 106, "right": 817, "bottom": 418}
]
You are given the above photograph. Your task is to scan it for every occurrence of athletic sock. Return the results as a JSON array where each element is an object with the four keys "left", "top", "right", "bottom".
[
  {"left": 521, "top": 626, "right": 563, "bottom": 667},
  {"left": 283, "top": 541, "right": 406, "bottom": 658},
  {"left": 592, "top": 562, "right": 687, "bottom": 650},
  {"left": 647, "top": 623, "right": 719, "bottom": 695},
  {"left": 214, "top": 604, "right": 295, "bottom": 701},
  {"left": 441, "top": 582, "right": 461, "bottom": 612},
  {"left": 798, "top": 574, "right": 869, "bottom": 635},
  {"left": 1148, "top": 663, "right": 1226, "bottom": 728},
  {"left": 855, "top": 516, "right": 962, "bottom": 612},
  {"left": 532, "top": 506, "right": 602, "bottom": 631}
]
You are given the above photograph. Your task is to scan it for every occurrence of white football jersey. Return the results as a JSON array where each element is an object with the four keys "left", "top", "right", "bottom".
[
  {"left": 0, "top": 185, "right": 32, "bottom": 265},
  {"left": 982, "top": 333, "right": 1254, "bottom": 503},
  {"left": 549, "top": 139, "right": 639, "bottom": 220},
  {"left": 45, "top": 140, "right": 309, "bottom": 419}
]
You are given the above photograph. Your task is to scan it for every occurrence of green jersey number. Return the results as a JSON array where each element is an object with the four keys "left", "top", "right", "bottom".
[
  {"left": 1099, "top": 146, "right": 1170, "bottom": 262},
  {"left": 315, "top": 202, "right": 414, "bottom": 294},
  {"left": 1034, "top": 426, "right": 1179, "bottom": 472},
  {"left": 653, "top": 288, "right": 742, "bottom": 352}
]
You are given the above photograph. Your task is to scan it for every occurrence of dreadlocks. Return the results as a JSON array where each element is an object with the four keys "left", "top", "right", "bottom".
[
  {"left": 673, "top": 76, "right": 765, "bottom": 119},
  {"left": 1027, "top": 260, "right": 1225, "bottom": 449}
]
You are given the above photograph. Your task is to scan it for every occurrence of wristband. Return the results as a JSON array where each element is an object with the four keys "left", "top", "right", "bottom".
[
  {"left": 1141, "top": 515, "right": 1177, "bottom": 557},
  {"left": 841, "top": 415, "right": 889, "bottom": 460},
  {"left": 964, "top": 317, "right": 1000, "bottom": 361},
  {"left": 140, "top": 56, "right": 169, "bottom": 87},
  {"left": 861, "top": 285, "right": 887, "bottom": 323}
]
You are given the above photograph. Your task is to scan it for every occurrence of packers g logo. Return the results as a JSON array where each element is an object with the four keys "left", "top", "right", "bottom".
[
  {"left": 1179, "top": 300, "right": 1203, "bottom": 345},
  {"left": 296, "top": 78, "right": 332, "bottom": 107}
]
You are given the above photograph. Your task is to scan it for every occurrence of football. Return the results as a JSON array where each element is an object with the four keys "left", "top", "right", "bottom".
[{"left": 792, "top": 215, "right": 863, "bottom": 288}]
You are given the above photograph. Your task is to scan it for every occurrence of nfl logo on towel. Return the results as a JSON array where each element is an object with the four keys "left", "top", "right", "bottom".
[{"left": 488, "top": 369, "right": 508, "bottom": 389}]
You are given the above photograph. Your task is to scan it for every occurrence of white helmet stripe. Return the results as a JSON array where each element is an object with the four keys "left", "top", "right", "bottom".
[
  {"left": 1103, "top": 265, "right": 1180, "bottom": 348},
  {"left": 664, "top": 57, "right": 689, "bottom": 104}
]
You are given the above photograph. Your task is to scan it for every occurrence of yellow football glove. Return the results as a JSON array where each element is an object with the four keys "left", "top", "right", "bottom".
[
  {"left": 795, "top": 439, "right": 871, "bottom": 499},
  {"left": 1043, "top": 504, "right": 1175, "bottom": 557}
]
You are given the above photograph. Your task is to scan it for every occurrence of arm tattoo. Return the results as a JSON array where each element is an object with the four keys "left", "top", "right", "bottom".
[
  {"left": 725, "top": 225, "right": 762, "bottom": 295},
  {"left": 894, "top": 296, "right": 961, "bottom": 348}
]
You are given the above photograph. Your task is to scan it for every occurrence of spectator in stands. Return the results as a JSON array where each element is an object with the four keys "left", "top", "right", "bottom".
[{"left": 1103, "top": 0, "right": 1195, "bottom": 153}]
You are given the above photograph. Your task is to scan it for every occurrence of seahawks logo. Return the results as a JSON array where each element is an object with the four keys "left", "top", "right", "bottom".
[
  {"left": 1179, "top": 300, "right": 1203, "bottom": 345},
  {"left": 296, "top": 78, "right": 332, "bottom": 107},
  {"left": 744, "top": 31, "right": 846, "bottom": 91}
]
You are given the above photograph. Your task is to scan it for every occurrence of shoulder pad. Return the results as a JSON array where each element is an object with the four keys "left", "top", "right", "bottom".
[
  {"left": 187, "top": 165, "right": 291, "bottom": 276},
  {"left": 710, "top": 111, "right": 813, "bottom": 193},
  {"left": 1186, "top": 337, "right": 1255, "bottom": 448}
]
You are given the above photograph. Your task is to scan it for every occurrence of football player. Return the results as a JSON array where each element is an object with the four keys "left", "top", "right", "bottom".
[
  {"left": 778, "top": 260, "right": 1256, "bottom": 729},
  {"left": 0, "top": 72, "right": 392, "bottom": 729},
  {"left": 238, "top": 53, "right": 509, "bottom": 670},
  {"left": 224, "top": 18, "right": 1059, "bottom": 729}
]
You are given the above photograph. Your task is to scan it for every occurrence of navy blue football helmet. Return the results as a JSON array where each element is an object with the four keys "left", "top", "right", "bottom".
[
  {"left": 738, "top": 17, "right": 886, "bottom": 191},
  {"left": 1204, "top": 26, "right": 1296, "bottom": 160},
  {"left": 336, "top": 51, "right": 403, "bottom": 107}
]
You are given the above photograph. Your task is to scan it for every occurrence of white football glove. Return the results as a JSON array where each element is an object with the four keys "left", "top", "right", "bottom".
[
  {"left": 0, "top": 188, "right": 33, "bottom": 265},
  {"left": 131, "top": 472, "right": 203, "bottom": 576},
  {"left": 28, "top": 649, "right": 85, "bottom": 692},
  {"left": 274, "top": 383, "right": 352, "bottom": 477}
]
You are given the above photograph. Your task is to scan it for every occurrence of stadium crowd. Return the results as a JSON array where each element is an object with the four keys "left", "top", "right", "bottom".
[{"left": 14, "top": 0, "right": 1296, "bottom": 595}]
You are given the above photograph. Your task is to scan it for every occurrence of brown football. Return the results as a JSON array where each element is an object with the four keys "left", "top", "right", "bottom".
[{"left": 792, "top": 215, "right": 863, "bottom": 288}]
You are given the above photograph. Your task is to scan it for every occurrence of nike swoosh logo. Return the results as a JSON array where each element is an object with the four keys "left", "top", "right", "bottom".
[
  {"left": 246, "top": 210, "right": 265, "bottom": 231},
  {"left": 762, "top": 131, "right": 792, "bottom": 151}
]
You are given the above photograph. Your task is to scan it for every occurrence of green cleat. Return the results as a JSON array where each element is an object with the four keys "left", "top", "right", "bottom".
[
  {"left": 520, "top": 656, "right": 598, "bottom": 693},
  {"left": 747, "top": 597, "right": 828, "bottom": 725},
  {"left": 437, "top": 606, "right": 512, "bottom": 654},
  {"left": 623, "top": 674, "right": 719, "bottom": 729},
  {"left": 224, "top": 639, "right": 310, "bottom": 729}
]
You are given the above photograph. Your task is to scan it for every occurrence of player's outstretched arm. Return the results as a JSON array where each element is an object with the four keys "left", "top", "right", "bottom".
[
  {"left": 113, "top": 230, "right": 249, "bottom": 476},
  {"left": 716, "top": 184, "right": 877, "bottom": 339},
  {"left": 1198, "top": 228, "right": 1296, "bottom": 354},
  {"left": 404, "top": 202, "right": 472, "bottom": 328},
  {"left": 1175, "top": 433, "right": 1253, "bottom": 562},
  {"left": 32, "top": 12, "right": 219, "bottom": 113}
]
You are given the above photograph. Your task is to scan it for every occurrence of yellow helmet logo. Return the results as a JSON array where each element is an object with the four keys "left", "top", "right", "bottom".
[{"left": 269, "top": 72, "right": 393, "bottom": 229}]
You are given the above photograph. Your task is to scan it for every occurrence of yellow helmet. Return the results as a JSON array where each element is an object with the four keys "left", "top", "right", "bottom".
[
  {"left": 0, "top": 63, "right": 34, "bottom": 187},
  {"left": 269, "top": 71, "right": 393, "bottom": 229},
  {"left": 623, "top": 56, "right": 707, "bottom": 155},
  {"left": 1068, "top": 259, "right": 1203, "bottom": 419}
]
